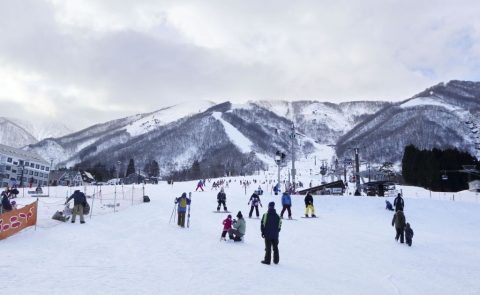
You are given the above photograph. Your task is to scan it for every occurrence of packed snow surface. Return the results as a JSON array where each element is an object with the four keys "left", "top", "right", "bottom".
[{"left": 2, "top": 179, "right": 480, "bottom": 295}]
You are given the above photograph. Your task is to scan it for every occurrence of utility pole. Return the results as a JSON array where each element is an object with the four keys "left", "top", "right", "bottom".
[
  {"left": 291, "top": 124, "right": 296, "bottom": 192},
  {"left": 354, "top": 148, "right": 361, "bottom": 195}
]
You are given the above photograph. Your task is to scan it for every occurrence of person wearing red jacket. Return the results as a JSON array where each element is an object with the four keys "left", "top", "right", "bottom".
[{"left": 220, "top": 214, "right": 233, "bottom": 241}]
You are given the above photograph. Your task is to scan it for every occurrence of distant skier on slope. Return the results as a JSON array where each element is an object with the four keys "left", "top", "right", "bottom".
[
  {"left": 217, "top": 188, "right": 227, "bottom": 211},
  {"left": 248, "top": 191, "right": 262, "bottom": 218},
  {"left": 280, "top": 191, "right": 292, "bottom": 219},
  {"left": 195, "top": 180, "right": 204, "bottom": 192}
]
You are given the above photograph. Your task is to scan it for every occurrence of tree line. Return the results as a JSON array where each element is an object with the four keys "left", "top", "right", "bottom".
[{"left": 402, "top": 144, "right": 479, "bottom": 192}]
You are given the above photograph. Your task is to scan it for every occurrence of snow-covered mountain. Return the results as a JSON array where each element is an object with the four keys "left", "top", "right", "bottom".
[
  {"left": 0, "top": 117, "right": 37, "bottom": 148},
  {"left": 336, "top": 80, "right": 480, "bottom": 163},
  {"left": 0, "top": 117, "right": 73, "bottom": 148}
]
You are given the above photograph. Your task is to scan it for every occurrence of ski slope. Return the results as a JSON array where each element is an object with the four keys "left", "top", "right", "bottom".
[{"left": 2, "top": 179, "right": 480, "bottom": 295}]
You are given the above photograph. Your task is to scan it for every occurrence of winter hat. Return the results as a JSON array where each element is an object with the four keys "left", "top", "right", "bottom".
[
  {"left": 236, "top": 211, "right": 243, "bottom": 218},
  {"left": 181, "top": 192, "right": 187, "bottom": 198},
  {"left": 268, "top": 201, "right": 275, "bottom": 209},
  {"left": 227, "top": 214, "right": 232, "bottom": 218}
]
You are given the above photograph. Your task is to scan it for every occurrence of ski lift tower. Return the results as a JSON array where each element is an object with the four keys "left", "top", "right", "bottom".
[{"left": 274, "top": 151, "right": 287, "bottom": 187}]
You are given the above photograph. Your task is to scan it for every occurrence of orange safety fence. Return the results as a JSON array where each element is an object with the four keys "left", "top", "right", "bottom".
[{"left": 0, "top": 200, "right": 38, "bottom": 240}]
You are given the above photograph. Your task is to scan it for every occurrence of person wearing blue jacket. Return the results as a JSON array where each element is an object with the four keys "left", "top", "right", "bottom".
[
  {"left": 280, "top": 192, "right": 292, "bottom": 219},
  {"left": 261, "top": 202, "right": 282, "bottom": 265},
  {"left": 65, "top": 190, "right": 87, "bottom": 224},
  {"left": 175, "top": 192, "right": 191, "bottom": 227}
]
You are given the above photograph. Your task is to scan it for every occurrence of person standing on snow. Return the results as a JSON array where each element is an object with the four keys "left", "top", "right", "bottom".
[
  {"left": 220, "top": 214, "right": 233, "bottom": 241},
  {"left": 405, "top": 222, "right": 414, "bottom": 247},
  {"left": 394, "top": 193, "right": 404, "bottom": 212},
  {"left": 280, "top": 191, "right": 292, "bottom": 219},
  {"left": 304, "top": 191, "right": 316, "bottom": 218},
  {"left": 391, "top": 210, "right": 406, "bottom": 243},
  {"left": 248, "top": 191, "right": 262, "bottom": 218},
  {"left": 65, "top": 190, "right": 87, "bottom": 224},
  {"left": 175, "top": 192, "right": 191, "bottom": 227},
  {"left": 261, "top": 202, "right": 282, "bottom": 265},
  {"left": 217, "top": 188, "right": 227, "bottom": 211}
]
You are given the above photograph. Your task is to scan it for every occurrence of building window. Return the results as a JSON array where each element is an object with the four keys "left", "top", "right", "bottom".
[
  {"left": 25, "top": 161, "right": 29, "bottom": 166},
  {"left": 13, "top": 161, "right": 18, "bottom": 165},
  {"left": 46, "top": 167, "right": 50, "bottom": 171},
  {"left": 19, "top": 160, "right": 24, "bottom": 165},
  {"left": 7, "top": 157, "right": 12, "bottom": 163},
  {"left": 39, "top": 173, "right": 43, "bottom": 177},
  {"left": 12, "top": 169, "right": 16, "bottom": 173},
  {"left": 30, "top": 163, "right": 34, "bottom": 168},
  {"left": 41, "top": 166, "right": 45, "bottom": 170},
  {"left": 34, "top": 172, "right": 38, "bottom": 176},
  {"left": 29, "top": 171, "right": 33, "bottom": 175},
  {"left": 6, "top": 166, "right": 11, "bottom": 171},
  {"left": 35, "top": 164, "right": 40, "bottom": 169}
]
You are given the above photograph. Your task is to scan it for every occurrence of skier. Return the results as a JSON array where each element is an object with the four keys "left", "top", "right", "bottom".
[
  {"left": 248, "top": 191, "right": 262, "bottom": 218},
  {"left": 280, "top": 191, "right": 292, "bottom": 219},
  {"left": 394, "top": 193, "right": 404, "bottom": 212},
  {"left": 391, "top": 210, "right": 406, "bottom": 243},
  {"left": 261, "top": 202, "right": 282, "bottom": 265},
  {"left": 228, "top": 211, "right": 246, "bottom": 241},
  {"left": 65, "top": 190, "right": 87, "bottom": 224},
  {"left": 257, "top": 185, "right": 263, "bottom": 195},
  {"left": 175, "top": 192, "right": 191, "bottom": 228},
  {"left": 304, "top": 191, "right": 316, "bottom": 218},
  {"left": 195, "top": 180, "right": 204, "bottom": 192},
  {"left": 217, "top": 188, "right": 227, "bottom": 211},
  {"left": 273, "top": 183, "right": 280, "bottom": 195},
  {"left": 405, "top": 222, "right": 414, "bottom": 247},
  {"left": 220, "top": 214, "right": 233, "bottom": 241},
  {"left": 385, "top": 200, "right": 394, "bottom": 211}
]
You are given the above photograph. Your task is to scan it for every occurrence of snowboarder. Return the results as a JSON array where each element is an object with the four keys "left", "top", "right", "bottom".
[
  {"left": 273, "top": 183, "right": 281, "bottom": 195},
  {"left": 220, "top": 214, "right": 233, "bottom": 241},
  {"left": 304, "top": 191, "right": 316, "bottom": 217},
  {"left": 217, "top": 188, "right": 227, "bottom": 211},
  {"left": 175, "top": 192, "right": 191, "bottom": 228},
  {"left": 195, "top": 180, "right": 204, "bottom": 192},
  {"left": 405, "top": 222, "right": 414, "bottom": 247},
  {"left": 280, "top": 191, "right": 292, "bottom": 219},
  {"left": 261, "top": 202, "right": 282, "bottom": 265},
  {"left": 228, "top": 211, "right": 246, "bottom": 241},
  {"left": 248, "top": 191, "right": 262, "bottom": 218},
  {"left": 385, "top": 200, "right": 394, "bottom": 211},
  {"left": 65, "top": 190, "right": 87, "bottom": 224},
  {"left": 394, "top": 193, "right": 404, "bottom": 212},
  {"left": 391, "top": 210, "right": 406, "bottom": 243}
]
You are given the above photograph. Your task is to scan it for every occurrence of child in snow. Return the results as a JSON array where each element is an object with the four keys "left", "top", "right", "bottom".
[
  {"left": 385, "top": 200, "right": 394, "bottom": 211},
  {"left": 221, "top": 214, "right": 233, "bottom": 241},
  {"left": 405, "top": 223, "right": 414, "bottom": 247}
]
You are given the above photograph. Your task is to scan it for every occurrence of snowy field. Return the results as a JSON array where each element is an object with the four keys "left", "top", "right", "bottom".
[{"left": 2, "top": 177, "right": 480, "bottom": 295}]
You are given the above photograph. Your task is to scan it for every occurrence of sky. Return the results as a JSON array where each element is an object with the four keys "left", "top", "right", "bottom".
[{"left": 0, "top": 0, "right": 479, "bottom": 131}]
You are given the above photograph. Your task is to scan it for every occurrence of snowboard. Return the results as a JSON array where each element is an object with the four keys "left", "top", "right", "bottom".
[
  {"left": 301, "top": 216, "right": 318, "bottom": 219},
  {"left": 281, "top": 218, "right": 298, "bottom": 221},
  {"left": 213, "top": 211, "right": 232, "bottom": 213}
]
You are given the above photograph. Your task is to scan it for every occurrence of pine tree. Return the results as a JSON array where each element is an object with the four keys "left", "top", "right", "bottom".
[{"left": 126, "top": 158, "right": 135, "bottom": 177}]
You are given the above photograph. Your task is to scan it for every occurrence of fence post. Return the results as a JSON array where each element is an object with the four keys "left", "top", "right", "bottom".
[
  {"left": 35, "top": 198, "right": 39, "bottom": 231},
  {"left": 90, "top": 188, "right": 95, "bottom": 219},
  {"left": 113, "top": 185, "right": 117, "bottom": 213},
  {"left": 131, "top": 184, "right": 134, "bottom": 205}
]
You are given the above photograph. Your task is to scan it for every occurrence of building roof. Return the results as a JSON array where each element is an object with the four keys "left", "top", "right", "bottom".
[{"left": 0, "top": 143, "right": 49, "bottom": 164}]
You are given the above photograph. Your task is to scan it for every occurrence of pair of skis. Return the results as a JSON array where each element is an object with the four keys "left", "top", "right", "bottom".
[{"left": 187, "top": 192, "right": 192, "bottom": 228}]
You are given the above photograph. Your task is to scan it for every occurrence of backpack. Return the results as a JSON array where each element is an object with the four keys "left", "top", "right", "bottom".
[{"left": 180, "top": 197, "right": 187, "bottom": 208}]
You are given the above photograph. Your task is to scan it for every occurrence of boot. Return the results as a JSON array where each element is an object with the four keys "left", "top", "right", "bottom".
[
  {"left": 312, "top": 214, "right": 316, "bottom": 218},
  {"left": 261, "top": 260, "right": 270, "bottom": 265},
  {"left": 305, "top": 214, "right": 308, "bottom": 218}
]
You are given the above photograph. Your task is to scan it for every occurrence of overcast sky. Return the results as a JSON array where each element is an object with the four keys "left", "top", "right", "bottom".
[{"left": 0, "top": 0, "right": 479, "bottom": 131}]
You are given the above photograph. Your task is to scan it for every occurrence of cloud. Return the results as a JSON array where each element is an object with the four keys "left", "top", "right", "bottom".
[{"left": 0, "top": 0, "right": 479, "bottom": 130}]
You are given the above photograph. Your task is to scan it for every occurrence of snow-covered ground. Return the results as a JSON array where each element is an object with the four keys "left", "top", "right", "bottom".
[{"left": 2, "top": 177, "right": 480, "bottom": 295}]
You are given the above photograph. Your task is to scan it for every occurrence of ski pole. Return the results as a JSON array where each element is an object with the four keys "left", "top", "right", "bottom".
[{"left": 169, "top": 201, "right": 176, "bottom": 224}]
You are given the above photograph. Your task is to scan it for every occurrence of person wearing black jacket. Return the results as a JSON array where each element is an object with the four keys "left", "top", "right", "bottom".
[
  {"left": 65, "top": 190, "right": 87, "bottom": 224},
  {"left": 304, "top": 192, "right": 316, "bottom": 217},
  {"left": 260, "top": 202, "right": 282, "bottom": 265},
  {"left": 217, "top": 188, "right": 227, "bottom": 211},
  {"left": 248, "top": 191, "right": 262, "bottom": 218},
  {"left": 1, "top": 190, "right": 13, "bottom": 212},
  {"left": 394, "top": 193, "right": 404, "bottom": 212}
]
